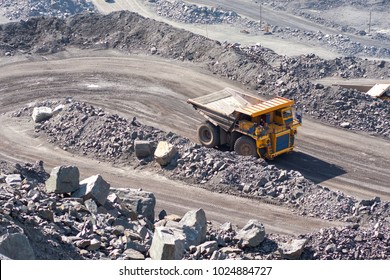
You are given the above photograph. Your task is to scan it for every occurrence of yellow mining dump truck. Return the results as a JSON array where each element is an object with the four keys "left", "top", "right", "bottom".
[{"left": 187, "top": 88, "right": 302, "bottom": 159}]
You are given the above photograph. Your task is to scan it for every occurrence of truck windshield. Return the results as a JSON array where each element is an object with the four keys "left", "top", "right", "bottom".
[{"left": 283, "top": 110, "right": 292, "bottom": 118}]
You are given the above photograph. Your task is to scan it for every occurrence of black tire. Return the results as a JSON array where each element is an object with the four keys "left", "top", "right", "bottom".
[
  {"left": 197, "top": 122, "right": 219, "bottom": 148},
  {"left": 234, "top": 135, "right": 258, "bottom": 157}
]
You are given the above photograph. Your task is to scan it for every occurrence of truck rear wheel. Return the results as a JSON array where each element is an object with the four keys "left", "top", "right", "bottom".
[
  {"left": 197, "top": 122, "right": 219, "bottom": 148},
  {"left": 234, "top": 135, "right": 257, "bottom": 157}
]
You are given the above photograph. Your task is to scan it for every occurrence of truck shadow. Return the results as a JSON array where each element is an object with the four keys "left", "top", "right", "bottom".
[{"left": 271, "top": 151, "right": 346, "bottom": 185}]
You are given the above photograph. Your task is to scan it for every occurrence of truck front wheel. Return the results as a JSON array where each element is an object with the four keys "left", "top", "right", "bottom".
[
  {"left": 234, "top": 135, "right": 257, "bottom": 157},
  {"left": 197, "top": 122, "right": 219, "bottom": 148}
]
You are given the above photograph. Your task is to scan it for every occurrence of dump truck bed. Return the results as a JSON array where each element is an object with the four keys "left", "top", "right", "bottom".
[
  {"left": 188, "top": 88, "right": 253, "bottom": 116},
  {"left": 187, "top": 88, "right": 294, "bottom": 130}
]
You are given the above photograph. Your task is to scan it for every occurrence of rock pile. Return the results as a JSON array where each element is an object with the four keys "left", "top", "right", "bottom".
[
  {"left": 11, "top": 99, "right": 390, "bottom": 227},
  {"left": 150, "top": 0, "right": 239, "bottom": 24},
  {"left": 303, "top": 225, "right": 390, "bottom": 260},
  {"left": 1, "top": 160, "right": 389, "bottom": 260},
  {"left": 0, "top": 161, "right": 156, "bottom": 260},
  {"left": 0, "top": 0, "right": 95, "bottom": 21}
]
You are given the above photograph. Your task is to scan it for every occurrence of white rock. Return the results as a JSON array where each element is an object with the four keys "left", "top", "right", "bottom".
[
  {"left": 340, "top": 122, "right": 351, "bottom": 128},
  {"left": 32, "top": 106, "right": 52, "bottom": 123},
  {"left": 154, "top": 141, "right": 177, "bottom": 166},
  {"left": 5, "top": 174, "right": 22, "bottom": 187},
  {"left": 234, "top": 219, "right": 265, "bottom": 248},
  {"left": 72, "top": 174, "right": 110, "bottom": 206},
  {"left": 278, "top": 238, "right": 308, "bottom": 259}
]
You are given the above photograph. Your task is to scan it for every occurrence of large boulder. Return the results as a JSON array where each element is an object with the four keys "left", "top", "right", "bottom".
[
  {"left": 278, "top": 238, "right": 308, "bottom": 260},
  {"left": 154, "top": 141, "right": 177, "bottom": 166},
  {"left": 149, "top": 227, "right": 185, "bottom": 260},
  {"left": 178, "top": 208, "right": 207, "bottom": 247},
  {"left": 0, "top": 233, "right": 35, "bottom": 260},
  {"left": 150, "top": 209, "right": 207, "bottom": 258},
  {"left": 32, "top": 106, "right": 52, "bottom": 123},
  {"left": 113, "top": 188, "right": 156, "bottom": 223},
  {"left": 234, "top": 219, "right": 265, "bottom": 248},
  {"left": 134, "top": 140, "right": 152, "bottom": 158},
  {"left": 45, "top": 165, "right": 80, "bottom": 193},
  {"left": 72, "top": 174, "right": 110, "bottom": 206}
]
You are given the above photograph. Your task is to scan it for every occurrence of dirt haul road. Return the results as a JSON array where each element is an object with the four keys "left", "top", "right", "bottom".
[
  {"left": 90, "top": 0, "right": 338, "bottom": 59},
  {"left": 0, "top": 50, "right": 388, "bottom": 233}
]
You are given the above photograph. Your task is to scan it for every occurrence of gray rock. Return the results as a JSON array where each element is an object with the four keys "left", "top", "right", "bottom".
[
  {"left": 118, "top": 189, "right": 156, "bottom": 223},
  {"left": 219, "top": 247, "right": 242, "bottom": 254},
  {"left": 220, "top": 222, "right": 233, "bottom": 232},
  {"left": 113, "top": 225, "right": 125, "bottom": 236},
  {"left": 72, "top": 174, "right": 110, "bottom": 206},
  {"left": 134, "top": 140, "right": 152, "bottom": 158},
  {"left": 243, "top": 184, "right": 252, "bottom": 193},
  {"left": 45, "top": 165, "right": 80, "bottom": 194},
  {"left": 234, "top": 219, "right": 265, "bottom": 248},
  {"left": 0, "top": 253, "right": 11, "bottom": 260},
  {"left": 84, "top": 199, "right": 98, "bottom": 215},
  {"left": 149, "top": 227, "right": 185, "bottom": 260},
  {"left": 86, "top": 239, "right": 101, "bottom": 251},
  {"left": 340, "top": 122, "right": 351, "bottom": 128},
  {"left": 150, "top": 47, "right": 157, "bottom": 55},
  {"left": 123, "top": 248, "right": 145, "bottom": 260},
  {"left": 107, "top": 193, "right": 121, "bottom": 204},
  {"left": 278, "top": 238, "right": 308, "bottom": 260},
  {"left": 38, "top": 209, "right": 54, "bottom": 222},
  {"left": 325, "top": 244, "right": 336, "bottom": 253},
  {"left": 5, "top": 174, "right": 22, "bottom": 187},
  {"left": 0, "top": 233, "right": 35, "bottom": 260},
  {"left": 154, "top": 141, "right": 177, "bottom": 166},
  {"left": 158, "top": 209, "right": 167, "bottom": 220},
  {"left": 278, "top": 170, "right": 288, "bottom": 181},
  {"left": 126, "top": 241, "right": 148, "bottom": 253},
  {"left": 256, "top": 177, "right": 268, "bottom": 187},
  {"left": 32, "top": 106, "right": 52, "bottom": 123},
  {"left": 0, "top": 174, "right": 6, "bottom": 183},
  {"left": 359, "top": 197, "right": 380, "bottom": 206},
  {"left": 52, "top": 104, "right": 65, "bottom": 115},
  {"left": 199, "top": 240, "right": 218, "bottom": 256},
  {"left": 179, "top": 208, "right": 207, "bottom": 247},
  {"left": 75, "top": 239, "right": 90, "bottom": 249},
  {"left": 210, "top": 250, "right": 225, "bottom": 260}
]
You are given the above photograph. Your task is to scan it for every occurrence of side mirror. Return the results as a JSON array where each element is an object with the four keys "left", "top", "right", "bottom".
[{"left": 295, "top": 111, "right": 302, "bottom": 123}]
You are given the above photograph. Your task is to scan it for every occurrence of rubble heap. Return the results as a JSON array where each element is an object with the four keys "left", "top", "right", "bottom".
[
  {"left": 150, "top": 0, "right": 239, "bottom": 24},
  {"left": 0, "top": 0, "right": 95, "bottom": 21},
  {"left": 12, "top": 99, "right": 390, "bottom": 227},
  {"left": 1, "top": 161, "right": 389, "bottom": 260}
]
